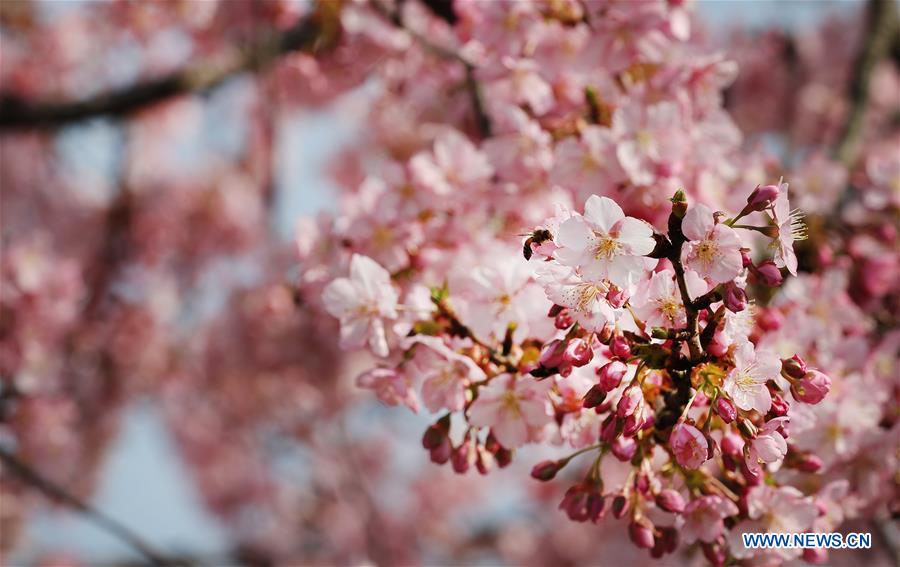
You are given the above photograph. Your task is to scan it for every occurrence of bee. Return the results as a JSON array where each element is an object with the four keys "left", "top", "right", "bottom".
[{"left": 521, "top": 228, "right": 553, "bottom": 260}]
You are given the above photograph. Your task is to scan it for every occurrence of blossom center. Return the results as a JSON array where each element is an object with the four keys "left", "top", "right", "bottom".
[
  {"left": 593, "top": 233, "right": 621, "bottom": 260},
  {"left": 501, "top": 390, "right": 521, "bottom": 417},
  {"left": 696, "top": 239, "right": 719, "bottom": 264}
]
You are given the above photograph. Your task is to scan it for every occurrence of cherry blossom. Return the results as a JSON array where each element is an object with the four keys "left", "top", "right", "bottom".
[{"left": 681, "top": 202, "right": 744, "bottom": 284}]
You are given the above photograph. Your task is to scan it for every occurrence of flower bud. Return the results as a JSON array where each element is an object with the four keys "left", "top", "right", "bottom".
[
  {"left": 597, "top": 360, "right": 628, "bottom": 392},
  {"left": 600, "top": 414, "right": 621, "bottom": 443},
  {"left": 606, "top": 287, "right": 628, "bottom": 308},
  {"left": 781, "top": 355, "right": 808, "bottom": 380},
  {"left": 723, "top": 283, "right": 747, "bottom": 313},
  {"left": 670, "top": 423, "right": 709, "bottom": 469},
  {"left": 530, "top": 459, "right": 564, "bottom": 481},
  {"left": 559, "top": 482, "right": 605, "bottom": 523},
  {"left": 475, "top": 446, "right": 494, "bottom": 475},
  {"left": 622, "top": 413, "right": 643, "bottom": 437},
  {"left": 655, "top": 489, "right": 686, "bottom": 514},
  {"left": 790, "top": 369, "right": 831, "bottom": 405},
  {"left": 539, "top": 339, "right": 565, "bottom": 369},
  {"left": 495, "top": 447, "right": 513, "bottom": 468},
  {"left": 422, "top": 422, "right": 448, "bottom": 450},
  {"left": 701, "top": 541, "right": 727, "bottom": 567},
  {"left": 563, "top": 338, "right": 594, "bottom": 368},
  {"left": 715, "top": 397, "right": 737, "bottom": 423},
  {"left": 612, "top": 494, "right": 629, "bottom": 518},
  {"left": 547, "top": 304, "right": 564, "bottom": 318},
  {"left": 745, "top": 184, "right": 780, "bottom": 212},
  {"left": 430, "top": 437, "right": 452, "bottom": 464},
  {"left": 554, "top": 309, "right": 574, "bottom": 330},
  {"left": 796, "top": 452, "right": 824, "bottom": 473},
  {"left": 707, "top": 329, "right": 728, "bottom": 357},
  {"left": 657, "top": 526, "right": 679, "bottom": 554},
  {"left": 757, "top": 308, "right": 783, "bottom": 332},
  {"left": 628, "top": 518, "right": 656, "bottom": 549},
  {"left": 616, "top": 385, "right": 643, "bottom": 418},
  {"left": 755, "top": 260, "right": 783, "bottom": 286},
  {"left": 610, "top": 335, "right": 632, "bottom": 359},
  {"left": 611, "top": 436, "right": 637, "bottom": 462},
  {"left": 769, "top": 393, "right": 789, "bottom": 417},
  {"left": 582, "top": 384, "right": 607, "bottom": 409},
  {"left": 740, "top": 249, "right": 753, "bottom": 268},
  {"left": 451, "top": 443, "right": 473, "bottom": 474}
]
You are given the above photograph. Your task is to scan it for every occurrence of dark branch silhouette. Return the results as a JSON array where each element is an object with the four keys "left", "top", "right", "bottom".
[{"left": 0, "top": 10, "right": 337, "bottom": 131}]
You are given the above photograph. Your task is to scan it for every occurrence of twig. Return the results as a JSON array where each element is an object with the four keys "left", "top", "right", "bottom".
[
  {"left": 834, "top": 0, "right": 899, "bottom": 166},
  {"left": 0, "top": 8, "right": 337, "bottom": 130},
  {"left": 0, "top": 447, "right": 179, "bottom": 566}
]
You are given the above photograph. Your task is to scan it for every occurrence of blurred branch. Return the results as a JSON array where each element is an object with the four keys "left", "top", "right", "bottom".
[
  {"left": 372, "top": 0, "right": 492, "bottom": 138},
  {"left": 835, "top": 0, "right": 899, "bottom": 166},
  {"left": 0, "top": 7, "right": 340, "bottom": 131},
  {"left": 0, "top": 447, "right": 180, "bottom": 566}
]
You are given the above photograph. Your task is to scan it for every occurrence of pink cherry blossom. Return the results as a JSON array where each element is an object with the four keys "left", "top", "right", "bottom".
[
  {"left": 356, "top": 367, "right": 419, "bottom": 413},
  {"left": 670, "top": 422, "right": 708, "bottom": 470},
  {"left": 681, "top": 203, "right": 744, "bottom": 284},
  {"left": 538, "top": 263, "right": 617, "bottom": 332},
  {"left": 681, "top": 495, "right": 739, "bottom": 544},
  {"left": 631, "top": 268, "right": 708, "bottom": 328},
  {"left": 555, "top": 195, "right": 656, "bottom": 288},
  {"left": 770, "top": 181, "right": 806, "bottom": 276},
  {"left": 409, "top": 129, "right": 493, "bottom": 196},
  {"left": 322, "top": 254, "right": 398, "bottom": 357},
  {"left": 747, "top": 417, "right": 789, "bottom": 474},
  {"left": 468, "top": 374, "right": 554, "bottom": 449},
  {"left": 406, "top": 336, "right": 487, "bottom": 413},
  {"left": 722, "top": 343, "right": 781, "bottom": 414}
]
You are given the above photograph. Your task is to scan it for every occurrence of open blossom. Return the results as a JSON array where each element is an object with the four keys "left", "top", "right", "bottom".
[
  {"left": 631, "top": 268, "right": 708, "bottom": 328},
  {"left": 555, "top": 195, "right": 655, "bottom": 288},
  {"left": 770, "top": 181, "right": 806, "bottom": 276},
  {"left": 722, "top": 343, "right": 780, "bottom": 414},
  {"left": 613, "top": 102, "right": 685, "bottom": 186},
  {"left": 670, "top": 422, "right": 708, "bottom": 469},
  {"left": 730, "top": 486, "right": 818, "bottom": 561},
  {"left": 409, "top": 129, "right": 493, "bottom": 196},
  {"left": 356, "top": 367, "right": 418, "bottom": 412},
  {"left": 681, "top": 203, "right": 744, "bottom": 284},
  {"left": 550, "top": 126, "right": 623, "bottom": 195},
  {"left": 468, "top": 374, "right": 554, "bottom": 449},
  {"left": 539, "top": 263, "right": 617, "bottom": 331},
  {"left": 322, "top": 254, "right": 398, "bottom": 357},
  {"left": 406, "top": 336, "right": 487, "bottom": 413},
  {"left": 681, "top": 495, "right": 739, "bottom": 544},
  {"left": 747, "top": 417, "right": 789, "bottom": 474}
]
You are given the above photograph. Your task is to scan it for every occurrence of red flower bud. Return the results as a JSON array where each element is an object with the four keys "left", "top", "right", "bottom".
[
  {"left": 597, "top": 360, "right": 628, "bottom": 392},
  {"left": 802, "top": 547, "right": 828, "bottom": 564},
  {"left": 610, "top": 335, "right": 632, "bottom": 359},
  {"left": 430, "top": 437, "right": 452, "bottom": 464},
  {"left": 582, "top": 384, "right": 607, "bottom": 409},
  {"left": 530, "top": 459, "right": 564, "bottom": 481},
  {"left": 723, "top": 283, "right": 747, "bottom": 313},
  {"left": 559, "top": 482, "right": 605, "bottom": 523},
  {"left": 451, "top": 443, "right": 473, "bottom": 474},
  {"left": 554, "top": 308, "right": 574, "bottom": 329},
  {"left": 781, "top": 355, "right": 807, "bottom": 380},
  {"left": 755, "top": 260, "right": 783, "bottom": 287},
  {"left": 769, "top": 392, "right": 790, "bottom": 417},
  {"left": 563, "top": 338, "right": 594, "bottom": 368},
  {"left": 796, "top": 452, "right": 824, "bottom": 473},
  {"left": 715, "top": 396, "right": 737, "bottom": 423},
  {"left": 611, "top": 436, "right": 637, "bottom": 462},
  {"left": 616, "top": 385, "right": 643, "bottom": 418}
]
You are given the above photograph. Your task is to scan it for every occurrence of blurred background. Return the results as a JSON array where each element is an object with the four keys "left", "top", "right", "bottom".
[{"left": 0, "top": 1, "right": 896, "bottom": 566}]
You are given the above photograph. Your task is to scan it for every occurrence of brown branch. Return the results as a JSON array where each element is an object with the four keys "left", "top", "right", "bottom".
[
  {"left": 835, "top": 0, "right": 899, "bottom": 166},
  {"left": 0, "top": 7, "right": 339, "bottom": 131},
  {"left": 0, "top": 447, "right": 181, "bottom": 566}
]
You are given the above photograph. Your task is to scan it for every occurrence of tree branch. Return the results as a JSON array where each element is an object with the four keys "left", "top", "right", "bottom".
[
  {"left": 0, "top": 8, "right": 338, "bottom": 131},
  {"left": 834, "top": 0, "right": 899, "bottom": 166},
  {"left": 0, "top": 447, "right": 179, "bottom": 566}
]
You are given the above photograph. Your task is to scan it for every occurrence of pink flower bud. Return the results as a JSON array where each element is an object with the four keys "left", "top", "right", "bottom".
[
  {"left": 707, "top": 329, "right": 728, "bottom": 357},
  {"left": 495, "top": 447, "right": 513, "bottom": 468},
  {"left": 629, "top": 518, "right": 656, "bottom": 549},
  {"left": 723, "top": 283, "right": 747, "bottom": 313},
  {"left": 715, "top": 397, "right": 737, "bottom": 423},
  {"left": 606, "top": 287, "right": 628, "bottom": 308},
  {"left": 530, "top": 459, "right": 563, "bottom": 481},
  {"left": 657, "top": 526, "right": 679, "bottom": 554},
  {"left": 796, "top": 453, "right": 824, "bottom": 473},
  {"left": 791, "top": 369, "right": 831, "bottom": 404},
  {"left": 554, "top": 309, "right": 574, "bottom": 330},
  {"left": 611, "top": 436, "right": 637, "bottom": 461},
  {"left": 600, "top": 414, "right": 621, "bottom": 443},
  {"left": 610, "top": 335, "right": 632, "bottom": 359},
  {"left": 701, "top": 541, "right": 727, "bottom": 567},
  {"left": 655, "top": 489, "right": 686, "bottom": 513},
  {"left": 755, "top": 260, "right": 783, "bottom": 286},
  {"left": 757, "top": 308, "right": 783, "bottom": 332},
  {"left": 582, "top": 384, "right": 607, "bottom": 409},
  {"left": 475, "top": 446, "right": 494, "bottom": 475},
  {"left": 769, "top": 392, "right": 789, "bottom": 417},
  {"left": 563, "top": 338, "right": 593, "bottom": 368},
  {"left": 451, "top": 443, "right": 473, "bottom": 474},
  {"left": 781, "top": 355, "right": 807, "bottom": 380},
  {"left": 616, "top": 385, "right": 643, "bottom": 418},
  {"left": 622, "top": 412, "right": 643, "bottom": 437},
  {"left": 670, "top": 423, "right": 709, "bottom": 469},
  {"left": 597, "top": 360, "right": 628, "bottom": 392},
  {"left": 559, "top": 483, "right": 605, "bottom": 523},
  {"left": 741, "top": 249, "right": 753, "bottom": 268},
  {"left": 422, "top": 421, "right": 448, "bottom": 450},
  {"left": 539, "top": 339, "right": 565, "bottom": 369},
  {"left": 745, "top": 184, "right": 780, "bottom": 211}
]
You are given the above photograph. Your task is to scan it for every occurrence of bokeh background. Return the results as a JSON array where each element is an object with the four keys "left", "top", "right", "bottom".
[{"left": 1, "top": 1, "right": 896, "bottom": 565}]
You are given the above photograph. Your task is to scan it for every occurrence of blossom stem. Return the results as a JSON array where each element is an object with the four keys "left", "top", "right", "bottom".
[{"left": 679, "top": 388, "right": 700, "bottom": 423}]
